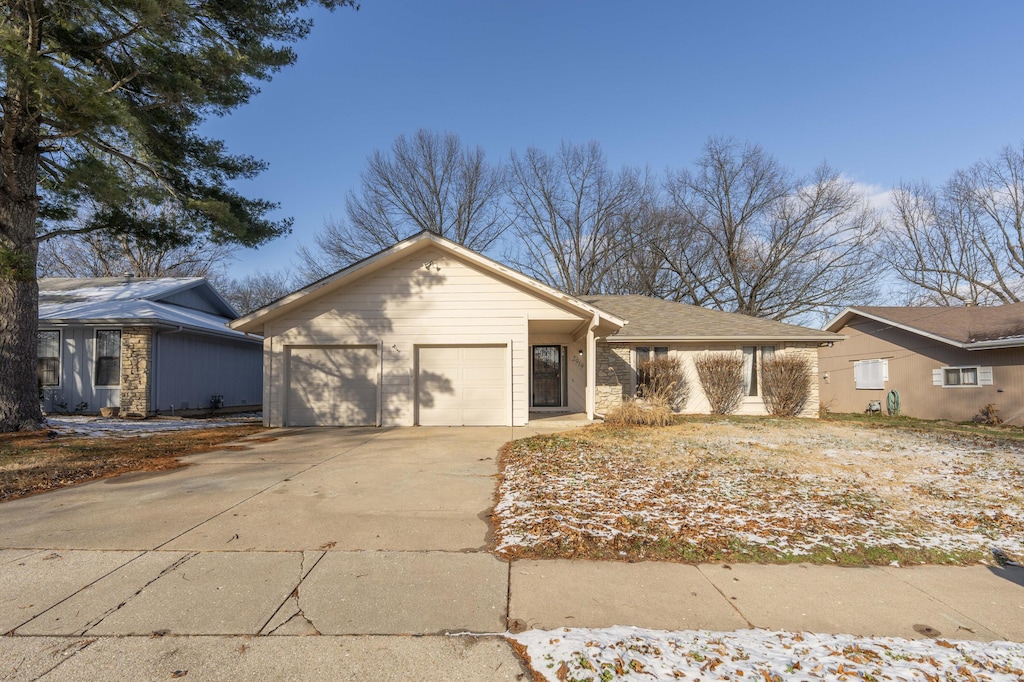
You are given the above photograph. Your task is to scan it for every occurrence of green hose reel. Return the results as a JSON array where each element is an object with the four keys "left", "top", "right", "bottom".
[{"left": 887, "top": 389, "right": 901, "bottom": 417}]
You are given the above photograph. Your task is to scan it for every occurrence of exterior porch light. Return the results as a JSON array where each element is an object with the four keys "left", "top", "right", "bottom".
[{"left": 578, "top": 349, "right": 584, "bottom": 357}]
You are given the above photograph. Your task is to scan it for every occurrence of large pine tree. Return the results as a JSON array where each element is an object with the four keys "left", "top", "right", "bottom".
[{"left": 0, "top": 0, "right": 355, "bottom": 430}]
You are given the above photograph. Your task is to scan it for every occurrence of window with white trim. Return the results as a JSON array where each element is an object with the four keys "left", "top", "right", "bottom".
[
  {"left": 37, "top": 330, "right": 60, "bottom": 387},
  {"left": 853, "top": 359, "right": 887, "bottom": 390},
  {"left": 934, "top": 366, "right": 991, "bottom": 388},
  {"left": 95, "top": 330, "right": 122, "bottom": 387}
]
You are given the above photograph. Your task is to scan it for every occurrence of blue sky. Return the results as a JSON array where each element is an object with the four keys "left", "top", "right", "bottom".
[{"left": 201, "top": 1, "right": 1024, "bottom": 276}]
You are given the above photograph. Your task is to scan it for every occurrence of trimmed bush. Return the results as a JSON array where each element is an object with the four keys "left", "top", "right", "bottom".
[
  {"left": 694, "top": 352, "right": 745, "bottom": 415},
  {"left": 637, "top": 355, "right": 689, "bottom": 410},
  {"left": 761, "top": 354, "right": 813, "bottom": 417},
  {"left": 604, "top": 397, "right": 675, "bottom": 426}
]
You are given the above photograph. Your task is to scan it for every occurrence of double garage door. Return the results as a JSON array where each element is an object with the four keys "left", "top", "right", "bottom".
[{"left": 286, "top": 344, "right": 507, "bottom": 426}]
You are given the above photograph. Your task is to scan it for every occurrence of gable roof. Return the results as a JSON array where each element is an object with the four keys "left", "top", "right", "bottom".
[
  {"left": 583, "top": 295, "right": 841, "bottom": 343},
  {"left": 825, "top": 304, "right": 1024, "bottom": 350},
  {"left": 230, "top": 231, "right": 626, "bottom": 333},
  {"left": 38, "top": 277, "right": 253, "bottom": 341}
]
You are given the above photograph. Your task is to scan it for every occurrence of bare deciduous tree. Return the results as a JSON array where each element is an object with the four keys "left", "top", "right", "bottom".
[
  {"left": 506, "top": 141, "right": 654, "bottom": 296},
  {"left": 38, "top": 232, "right": 234, "bottom": 279},
  {"left": 657, "top": 138, "right": 881, "bottom": 322},
  {"left": 215, "top": 270, "right": 294, "bottom": 315},
  {"left": 297, "top": 129, "right": 507, "bottom": 281},
  {"left": 884, "top": 144, "right": 1024, "bottom": 306}
]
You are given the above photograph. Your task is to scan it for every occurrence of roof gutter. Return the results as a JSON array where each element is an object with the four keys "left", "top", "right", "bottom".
[
  {"left": 40, "top": 318, "right": 262, "bottom": 343},
  {"left": 604, "top": 335, "right": 843, "bottom": 344},
  {"left": 964, "top": 338, "right": 1024, "bottom": 350}
]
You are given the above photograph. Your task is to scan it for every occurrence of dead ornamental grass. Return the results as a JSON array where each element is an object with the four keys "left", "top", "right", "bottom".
[{"left": 493, "top": 419, "right": 1024, "bottom": 565}]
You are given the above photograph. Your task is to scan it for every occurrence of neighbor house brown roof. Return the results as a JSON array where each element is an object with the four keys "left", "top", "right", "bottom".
[
  {"left": 826, "top": 304, "right": 1024, "bottom": 348},
  {"left": 582, "top": 295, "right": 840, "bottom": 342}
]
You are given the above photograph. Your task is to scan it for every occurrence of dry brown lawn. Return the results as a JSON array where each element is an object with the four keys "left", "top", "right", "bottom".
[
  {"left": 493, "top": 417, "right": 1024, "bottom": 565},
  {"left": 0, "top": 423, "right": 265, "bottom": 502}
]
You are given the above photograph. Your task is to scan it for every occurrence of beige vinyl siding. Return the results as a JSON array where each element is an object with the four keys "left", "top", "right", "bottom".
[
  {"left": 819, "top": 317, "right": 1024, "bottom": 423},
  {"left": 264, "top": 248, "right": 586, "bottom": 427}
]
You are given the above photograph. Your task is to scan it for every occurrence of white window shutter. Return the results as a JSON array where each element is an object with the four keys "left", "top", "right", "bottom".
[
  {"left": 932, "top": 369, "right": 943, "bottom": 386},
  {"left": 854, "top": 361, "right": 866, "bottom": 387},
  {"left": 979, "top": 367, "right": 993, "bottom": 385},
  {"left": 854, "top": 359, "right": 885, "bottom": 389}
]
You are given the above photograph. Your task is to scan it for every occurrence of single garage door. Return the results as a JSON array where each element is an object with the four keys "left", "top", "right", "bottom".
[
  {"left": 287, "top": 346, "right": 379, "bottom": 426},
  {"left": 417, "top": 345, "right": 507, "bottom": 426}
]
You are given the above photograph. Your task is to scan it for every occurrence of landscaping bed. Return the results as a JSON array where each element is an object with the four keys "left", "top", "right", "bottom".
[
  {"left": 0, "top": 421, "right": 265, "bottom": 502},
  {"left": 493, "top": 417, "right": 1024, "bottom": 565}
]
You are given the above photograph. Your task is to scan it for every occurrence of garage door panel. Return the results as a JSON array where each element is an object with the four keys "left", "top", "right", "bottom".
[
  {"left": 287, "top": 346, "right": 378, "bottom": 426},
  {"left": 462, "top": 347, "right": 502, "bottom": 363},
  {"left": 417, "top": 345, "right": 507, "bottom": 426},
  {"left": 420, "top": 347, "right": 460, "bottom": 363},
  {"left": 466, "top": 366, "right": 504, "bottom": 383}
]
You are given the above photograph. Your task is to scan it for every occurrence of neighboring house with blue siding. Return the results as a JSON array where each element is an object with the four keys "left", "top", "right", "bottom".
[{"left": 38, "top": 277, "right": 262, "bottom": 417}]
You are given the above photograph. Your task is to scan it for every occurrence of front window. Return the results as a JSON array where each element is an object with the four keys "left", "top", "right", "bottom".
[
  {"left": 38, "top": 330, "right": 60, "bottom": 387},
  {"left": 742, "top": 346, "right": 777, "bottom": 396},
  {"left": 635, "top": 346, "right": 668, "bottom": 364},
  {"left": 95, "top": 330, "right": 122, "bottom": 386},
  {"left": 635, "top": 347, "right": 669, "bottom": 395},
  {"left": 944, "top": 367, "right": 979, "bottom": 387}
]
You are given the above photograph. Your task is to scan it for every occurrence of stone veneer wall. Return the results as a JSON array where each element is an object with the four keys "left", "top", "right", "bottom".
[
  {"left": 120, "top": 326, "right": 153, "bottom": 417},
  {"left": 782, "top": 343, "right": 821, "bottom": 419},
  {"left": 595, "top": 341, "right": 632, "bottom": 414}
]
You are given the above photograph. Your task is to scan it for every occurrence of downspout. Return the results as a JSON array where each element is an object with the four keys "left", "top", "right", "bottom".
[
  {"left": 151, "top": 326, "right": 184, "bottom": 415},
  {"left": 586, "top": 314, "right": 599, "bottom": 421}
]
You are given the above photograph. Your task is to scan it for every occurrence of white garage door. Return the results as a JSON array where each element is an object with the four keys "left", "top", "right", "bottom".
[
  {"left": 287, "top": 346, "right": 379, "bottom": 426},
  {"left": 417, "top": 345, "right": 507, "bottom": 426}
]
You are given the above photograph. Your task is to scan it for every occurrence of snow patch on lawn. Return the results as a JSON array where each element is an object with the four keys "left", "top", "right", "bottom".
[
  {"left": 511, "top": 626, "right": 1024, "bottom": 681},
  {"left": 46, "top": 414, "right": 261, "bottom": 438},
  {"left": 494, "top": 424, "right": 1024, "bottom": 560}
]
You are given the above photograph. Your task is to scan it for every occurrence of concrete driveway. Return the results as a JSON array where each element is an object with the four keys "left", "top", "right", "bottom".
[{"left": 1, "top": 425, "right": 1022, "bottom": 680}]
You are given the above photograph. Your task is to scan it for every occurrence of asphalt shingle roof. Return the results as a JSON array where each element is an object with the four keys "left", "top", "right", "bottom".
[
  {"left": 581, "top": 295, "right": 839, "bottom": 342},
  {"left": 841, "top": 304, "right": 1024, "bottom": 345},
  {"left": 38, "top": 277, "right": 249, "bottom": 340}
]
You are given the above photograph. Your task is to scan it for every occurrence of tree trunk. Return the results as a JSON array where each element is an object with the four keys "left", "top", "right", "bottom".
[
  {"left": 0, "top": 254, "right": 41, "bottom": 431},
  {"left": 0, "top": 5, "right": 44, "bottom": 431}
]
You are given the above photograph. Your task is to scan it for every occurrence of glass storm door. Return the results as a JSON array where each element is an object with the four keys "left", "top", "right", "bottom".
[{"left": 532, "top": 345, "right": 563, "bottom": 407}]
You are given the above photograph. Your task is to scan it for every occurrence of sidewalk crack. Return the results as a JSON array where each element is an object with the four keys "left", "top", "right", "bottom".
[
  {"left": 79, "top": 552, "right": 198, "bottom": 635},
  {"left": 260, "top": 550, "right": 326, "bottom": 636},
  {"left": 696, "top": 565, "right": 754, "bottom": 628},
  {"left": 26, "top": 637, "right": 97, "bottom": 681}
]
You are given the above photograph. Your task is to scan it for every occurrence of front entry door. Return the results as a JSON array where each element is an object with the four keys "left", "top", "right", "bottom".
[{"left": 532, "top": 345, "right": 563, "bottom": 407}]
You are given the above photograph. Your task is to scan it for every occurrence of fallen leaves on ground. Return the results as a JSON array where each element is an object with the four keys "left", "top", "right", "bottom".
[
  {"left": 493, "top": 420, "right": 1024, "bottom": 563},
  {"left": 0, "top": 424, "right": 265, "bottom": 502},
  {"left": 511, "top": 626, "right": 1024, "bottom": 681}
]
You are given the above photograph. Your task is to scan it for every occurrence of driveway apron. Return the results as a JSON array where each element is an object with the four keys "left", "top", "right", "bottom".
[{"left": 0, "top": 426, "right": 517, "bottom": 640}]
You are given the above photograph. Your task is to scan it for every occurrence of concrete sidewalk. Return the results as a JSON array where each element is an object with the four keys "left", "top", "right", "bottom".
[
  {"left": 3, "top": 549, "right": 1022, "bottom": 640},
  {"left": 1, "top": 426, "right": 1022, "bottom": 679}
]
